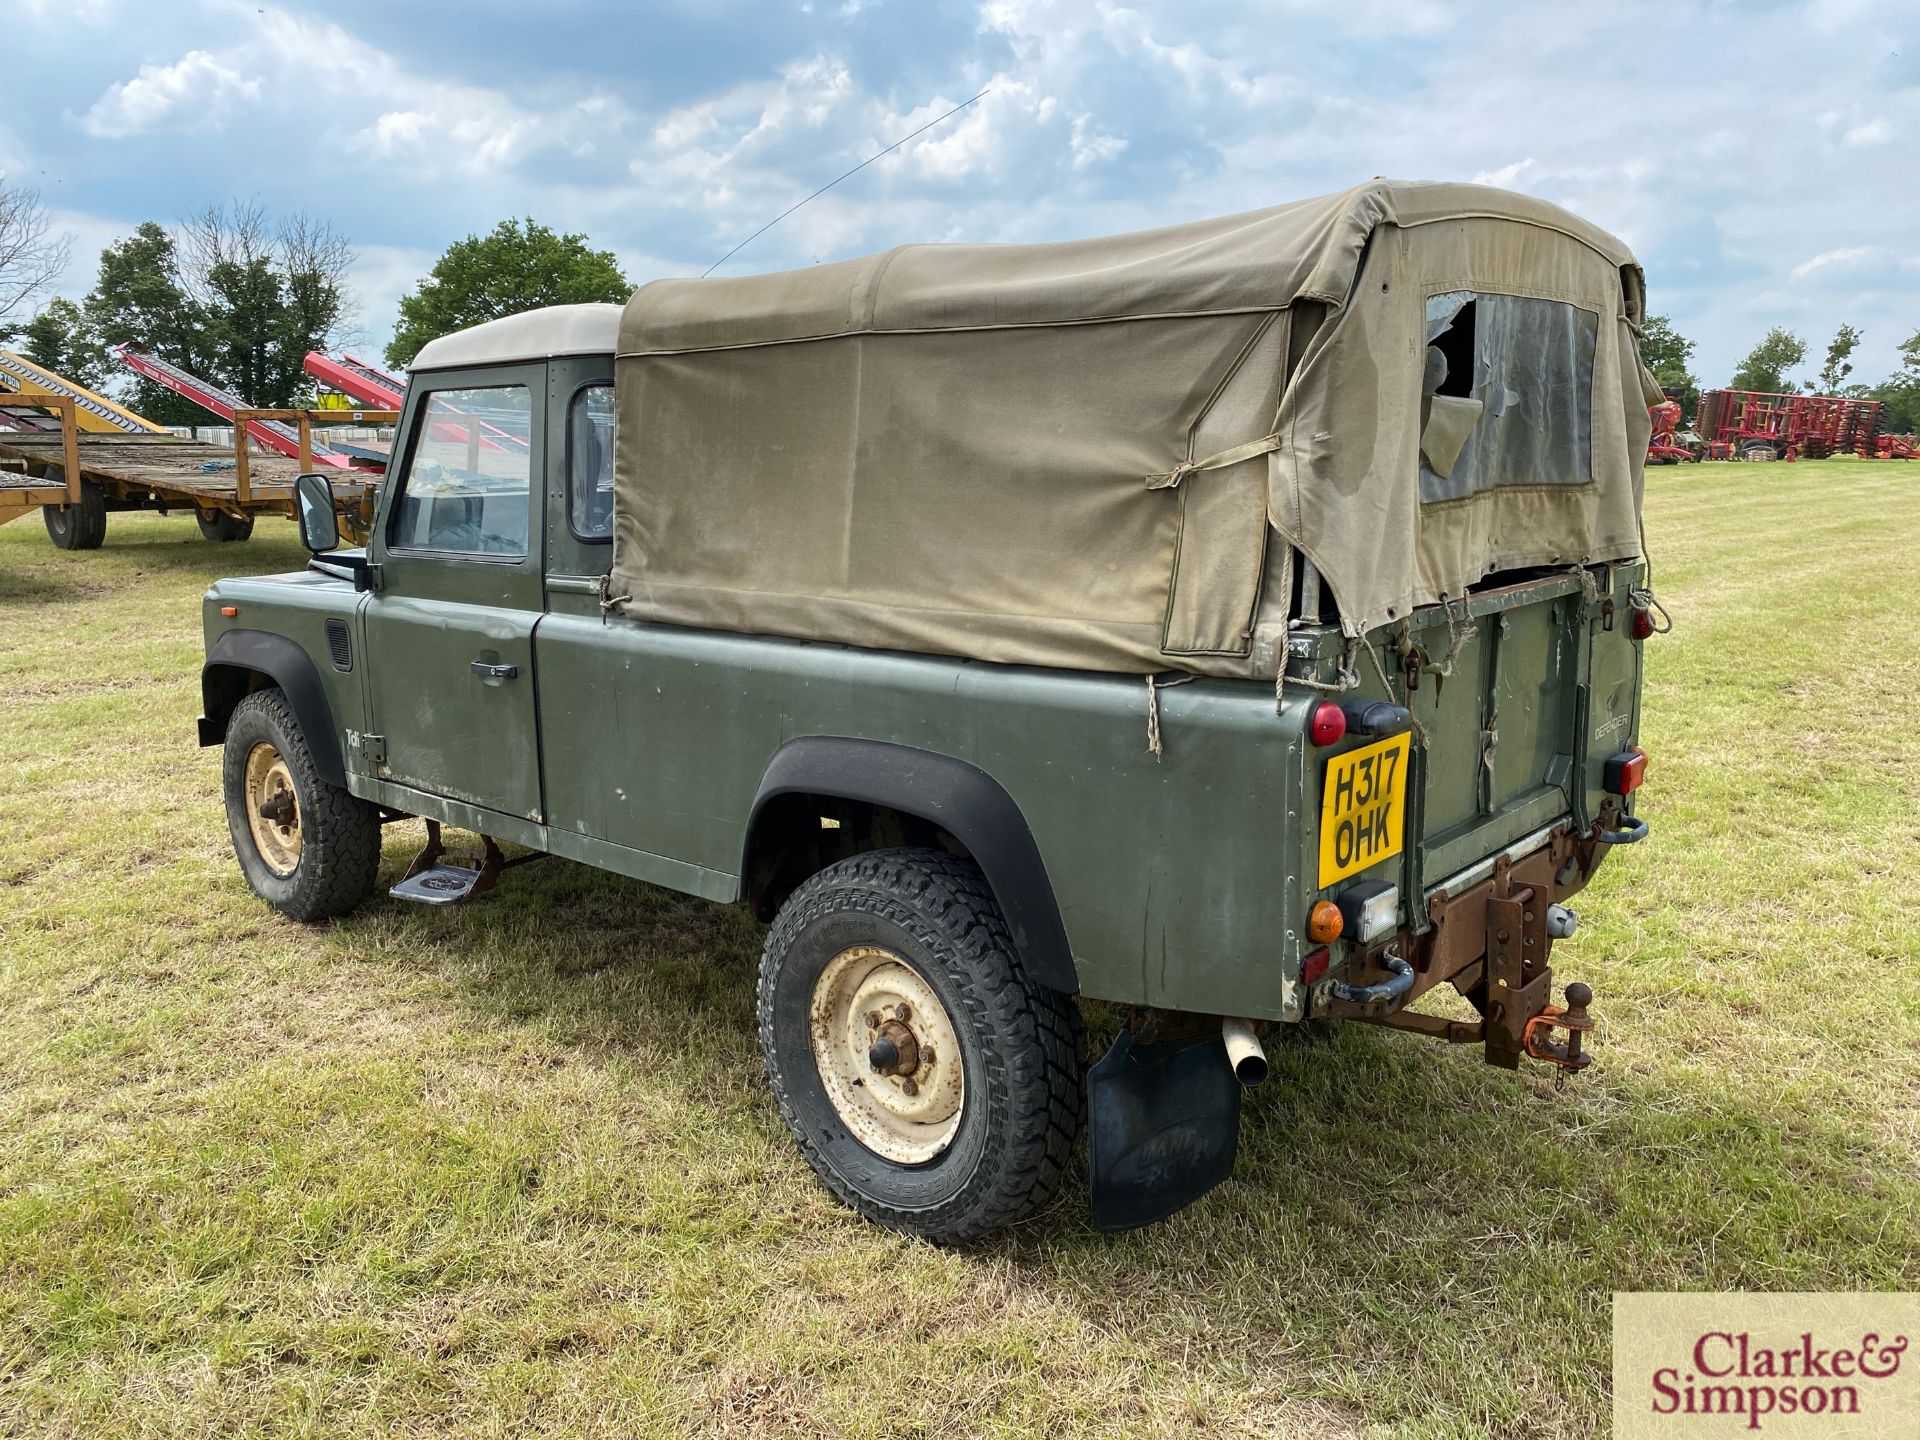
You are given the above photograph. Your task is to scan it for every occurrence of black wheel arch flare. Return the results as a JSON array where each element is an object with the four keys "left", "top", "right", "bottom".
[
  {"left": 742, "top": 737, "right": 1079, "bottom": 996},
  {"left": 200, "top": 628, "right": 347, "bottom": 787}
]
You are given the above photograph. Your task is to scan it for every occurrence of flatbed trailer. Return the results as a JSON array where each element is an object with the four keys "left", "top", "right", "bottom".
[{"left": 0, "top": 395, "right": 388, "bottom": 551}]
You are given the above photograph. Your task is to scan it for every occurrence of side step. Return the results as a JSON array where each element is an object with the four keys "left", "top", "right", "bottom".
[
  {"left": 390, "top": 863, "right": 493, "bottom": 905},
  {"left": 389, "top": 820, "right": 543, "bottom": 905}
]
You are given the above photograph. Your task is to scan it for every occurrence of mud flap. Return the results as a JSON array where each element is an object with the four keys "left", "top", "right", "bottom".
[{"left": 1086, "top": 1026, "right": 1241, "bottom": 1232}]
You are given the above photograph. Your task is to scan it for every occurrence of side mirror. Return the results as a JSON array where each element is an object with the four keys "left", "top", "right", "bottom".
[{"left": 295, "top": 472, "right": 340, "bottom": 553}]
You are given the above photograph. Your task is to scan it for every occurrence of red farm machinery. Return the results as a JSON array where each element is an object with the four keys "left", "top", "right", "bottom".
[{"left": 1693, "top": 388, "right": 1909, "bottom": 461}]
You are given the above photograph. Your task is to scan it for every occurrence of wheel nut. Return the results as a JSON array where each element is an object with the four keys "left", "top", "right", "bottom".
[
  {"left": 865, "top": 1010, "right": 883, "bottom": 1028},
  {"left": 895, "top": 1003, "right": 911, "bottom": 1021},
  {"left": 900, "top": 1079, "right": 919, "bottom": 1097}
]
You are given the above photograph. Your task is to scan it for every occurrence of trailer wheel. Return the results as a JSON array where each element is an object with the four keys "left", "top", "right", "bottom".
[
  {"left": 222, "top": 688, "right": 381, "bottom": 922},
  {"left": 1739, "top": 439, "right": 1778, "bottom": 462},
  {"left": 42, "top": 475, "right": 106, "bottom": 550},
  {"left": 757, "top": 848, "right": 1082, "bottom": 1244},
  {"left": 196, "top": 509, "right": 255, "bottom": 543}
]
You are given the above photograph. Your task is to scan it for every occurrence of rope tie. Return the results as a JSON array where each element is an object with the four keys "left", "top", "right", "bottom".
[
  {"left": 1144, "top": 432, "right": 1282, "bottom": 490},
  {"left": 1273, "top": 645, "right": 1360, "bottom": 716},
  {"left": 1144, "top": 673, "right": 1196, "bottom": 761}
]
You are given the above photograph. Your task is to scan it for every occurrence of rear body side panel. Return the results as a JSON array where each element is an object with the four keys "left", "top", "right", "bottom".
[{"left": 534, "top": 616, "right": 1306, "bottom": 1020}]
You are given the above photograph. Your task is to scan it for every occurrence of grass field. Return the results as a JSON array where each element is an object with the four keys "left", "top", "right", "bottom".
[{"left": 2, "top": 459, "right": 1916, "bottom": 1438}]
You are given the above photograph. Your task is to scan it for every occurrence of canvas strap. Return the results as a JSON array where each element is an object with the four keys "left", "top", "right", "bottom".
[{"left": 1144, "top": 431, "right": 1282, "bottom": 490}]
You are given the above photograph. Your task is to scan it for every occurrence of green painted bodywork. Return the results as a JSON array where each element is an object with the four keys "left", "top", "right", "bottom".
[{"left": 202, "top": 354, "right": 1644, "bottom": 1024}]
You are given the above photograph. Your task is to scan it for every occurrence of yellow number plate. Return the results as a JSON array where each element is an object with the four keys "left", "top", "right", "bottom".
[{"left": 1317, "top": 732, "right": 1413, "bottom": 887}]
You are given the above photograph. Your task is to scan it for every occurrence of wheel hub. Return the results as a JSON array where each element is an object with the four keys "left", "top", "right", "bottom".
[
  {"left": 243, "top": 742, "right": 303, "bottom": 877},
  {"left": 809, "top": 945, "right": 964, "bottom": 1164}
]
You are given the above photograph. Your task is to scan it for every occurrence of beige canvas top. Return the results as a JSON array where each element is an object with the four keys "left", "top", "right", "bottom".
[{"left": 609, "top": 179, "right": 1658, "bottom": 677}]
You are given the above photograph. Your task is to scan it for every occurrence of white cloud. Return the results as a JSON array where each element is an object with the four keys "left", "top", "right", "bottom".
[
  {"left": 1841, "top": 118, "right": 1891, "bottom": 146},
  {"left": 1791, "top": 246, "right": 1878, "bottom": 279},
  {"left": 81, "top": 50, "right": 260, "bottom": 138},
  {"left": 1069, "top": 114, "right": 1127, "bottom": 170}
]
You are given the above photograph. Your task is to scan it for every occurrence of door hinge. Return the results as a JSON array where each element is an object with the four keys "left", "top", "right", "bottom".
[{"left": 353, "top": 731, "right": 387, "bottom": 767}]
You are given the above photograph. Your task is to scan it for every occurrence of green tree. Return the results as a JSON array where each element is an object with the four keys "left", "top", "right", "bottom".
[
  {"left": 17, "top": 297, "right": 109, "bottom": 391},
  {"left": 386, "top": 218, "right": 631, "bottom": 368},
  {"left": 1870, "top": 327, "right": 1920, "bottom": 434},
  {"left": 1639, "top": 313, "right": 1700, "bottom": 422},
  {"left": 82, "top": 222, "right": 209, "bottom": 425},
  {"left": 1729, "top": 327, "right": 1806, "bottom": 394},
  {"left": 1816, "top": 323, "right": 1861, "bottom": 394},
  {"left": 80, "top": 207, "right": 354, "bottom": 425}
]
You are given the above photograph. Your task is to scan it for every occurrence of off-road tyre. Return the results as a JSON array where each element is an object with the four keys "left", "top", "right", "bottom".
[
  {"left": 43, "top": 475, "right": 106, "bottom": 550},
  {"left": 222, "top": 687, "right": 380, "bottom": 922},
  {"left": 197, "top": 509, "right": 255, "bottom": 543},
  {"left": 758, "top": 848, "right": 1082, "bottom": 1244}
]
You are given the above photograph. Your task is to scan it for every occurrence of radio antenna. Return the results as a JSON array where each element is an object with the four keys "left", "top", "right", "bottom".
[{"left": 701, "top": 87, "right": 990, "bottom": 278}]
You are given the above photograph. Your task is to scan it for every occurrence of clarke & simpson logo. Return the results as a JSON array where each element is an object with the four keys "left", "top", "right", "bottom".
[{"left": 1615, "top": 1295, "right": 1920, "bottom": 1439}]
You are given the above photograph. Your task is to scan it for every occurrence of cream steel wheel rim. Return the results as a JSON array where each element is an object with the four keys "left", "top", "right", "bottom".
[
  {"left": 809, "top": 945, "right": 965, "bottom": 1164},
  {"left": 244, "top": 742, "right": 302, "bottom": 877}
]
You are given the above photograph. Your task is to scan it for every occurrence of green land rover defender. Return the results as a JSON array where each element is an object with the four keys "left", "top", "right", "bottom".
[{"left": 199, "top": 181, "right": 1660, "bottom": 1241}]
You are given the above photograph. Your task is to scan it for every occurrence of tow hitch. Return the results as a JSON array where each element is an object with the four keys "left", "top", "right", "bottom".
[
  {"left": 1320, "top": 843, "right": 1601, "bottom": 1077},
  {"left": 1522, "top": 981, "right": 1594, "bottom": 1073}
]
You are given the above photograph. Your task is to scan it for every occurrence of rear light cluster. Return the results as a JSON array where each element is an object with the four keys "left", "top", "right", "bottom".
[
  {"left": 1308, "top": 700, "right": 1346, "bottom": 746},
  {"left": 1302, "top": 881, "right": 1403, "bottom": 987},
  {"left": 1629, "top": 607, "right": 1657, "bottom": 640},
  {"left": 1604, "top": 746, "right": 1648, "bottom": 796}
]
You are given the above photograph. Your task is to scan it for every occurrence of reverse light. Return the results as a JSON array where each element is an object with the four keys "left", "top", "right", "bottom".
[
  {"left": 1302, "top": 947, "right": 1331, "bottom": 986},
  {"left": 1307, "top": 899, "right": 1344, "bottom": 943},
  {"left": 1308, "top": 700, "right": 1347, "bottom": 747},
  {"left": 1603, "top": 747, "right": 1647, "bottom": 796},
  {"left": 1336, "top": 880, "right": 1401, "bottom": 946}
]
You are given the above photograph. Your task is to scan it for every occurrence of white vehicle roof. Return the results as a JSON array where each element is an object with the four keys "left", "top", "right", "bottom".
[{"left": 409, "top": 303, "right": 623, "bottom": 371}]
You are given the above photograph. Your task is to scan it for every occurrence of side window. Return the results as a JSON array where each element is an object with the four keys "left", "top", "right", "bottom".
[
  {"left": 1419, "top": 292, "right": 1598, "bottom": 505},
  {"left": 568, "top": 384, "right": 615, "bottom": 541},
  {"left": 390, "top": 385, "right": 534, "bottom": 557}
]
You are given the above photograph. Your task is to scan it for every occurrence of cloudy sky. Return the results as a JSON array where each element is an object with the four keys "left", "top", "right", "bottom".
[{"left": 11, "top": 0, "right": 1919, "bottom": 383}]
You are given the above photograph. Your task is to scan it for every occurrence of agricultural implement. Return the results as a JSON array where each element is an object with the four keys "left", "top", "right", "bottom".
[
  {"left": 1647, "top": 395, "right": 1700, "bottom": 465},
  {"left": 1694, "top": 387, "right": 1900, "bottom": 461}
]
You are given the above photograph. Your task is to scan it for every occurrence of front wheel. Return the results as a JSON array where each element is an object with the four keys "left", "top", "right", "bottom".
[
  {"left": 757, "top": 849, "right": 1082, "bottom": 1244},
  {"left": 222, "top": 688, "right": 380, "bottom": 921}
]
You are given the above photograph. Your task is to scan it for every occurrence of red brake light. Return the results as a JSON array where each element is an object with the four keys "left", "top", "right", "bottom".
[
  {"left": 1630, "top": 607, "right": 1656, "bottom": 640},
  {"left": 1603, "top": 747, "right": 1647, "bottom": 795},
  {"left": 1302, "top": 947, "right": 1331, "bottom": 985},
  {"left": 1308, "top": 700, "right": 1346, "bottom": 747}
]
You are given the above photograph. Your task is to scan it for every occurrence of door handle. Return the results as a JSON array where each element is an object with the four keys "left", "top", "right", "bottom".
[{"left": 470, "top": 660, "right": 519, "bottom": 681}]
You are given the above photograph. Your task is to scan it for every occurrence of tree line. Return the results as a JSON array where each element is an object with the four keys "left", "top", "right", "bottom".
[
  {"left": 1, "top": 171, "right": 1915, "bottom": 436},
  {"left": 0, "top": 181, "right": 627, "bottom": 420},
  {"left": 1638, "top": 315, "right": 1919, "bottom": 432}
]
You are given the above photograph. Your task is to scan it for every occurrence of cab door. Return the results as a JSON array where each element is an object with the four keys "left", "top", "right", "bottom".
[{"left": 362, "top": 365, "right": 547, "bottom": 822}]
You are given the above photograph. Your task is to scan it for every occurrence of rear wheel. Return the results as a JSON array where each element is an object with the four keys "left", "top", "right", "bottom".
[
  {"left": 43, "top": 475, "right": 106, "bottom": 550},
  {"left": 197, "top": 509, "right": 255, "bottom": 543},
  {"left": 222, "top": 688, "right": 380, "bottom": 921},
  {"left": 757, "top": 848, "right": 1082, "bottom": 1244}
]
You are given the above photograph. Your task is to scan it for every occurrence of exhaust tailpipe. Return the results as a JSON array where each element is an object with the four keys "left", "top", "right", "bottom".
[{"left": 1221, "top": 1018, "right": 1268, "bottom": 1088}]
